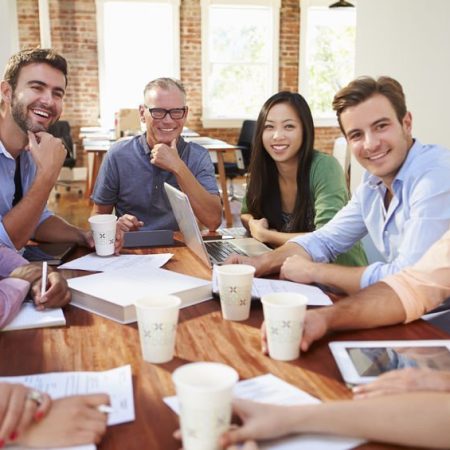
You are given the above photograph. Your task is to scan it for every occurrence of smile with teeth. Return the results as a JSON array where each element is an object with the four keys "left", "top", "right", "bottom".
[
  {"left": 272, "top": 144, "right": 289, "bottom": 151},
  {"left": 32, "top": 108, "right": 50, "bottom": 118},
  {"left": 159, "top": 128, "right": 176, "bottom": 132}
]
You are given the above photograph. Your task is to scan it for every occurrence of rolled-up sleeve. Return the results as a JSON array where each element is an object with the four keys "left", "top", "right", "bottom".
[
  {"left": 289, "top": 194, "right": 367, "bottom": 261},
  {"left": 382, "top": 230, "right": 450, "bottom": 323}
]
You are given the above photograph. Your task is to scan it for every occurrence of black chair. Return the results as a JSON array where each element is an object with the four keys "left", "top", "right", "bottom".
[
  {"left": 221, "top": 119, "right": 256, "bottom": 200},
  {"left": 48, "top": 121, "right": 82, "bottom": 197}
]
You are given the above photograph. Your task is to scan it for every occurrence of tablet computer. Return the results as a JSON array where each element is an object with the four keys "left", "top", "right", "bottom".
[
  {"left": 23, "top": 242, "right": 76, "bottom": 265},
  {"left": 123, "top": 230, "right": 174, "bottom": 248},
  {"left": 329, "top": 340, "right": 450, "bottom": 385}
]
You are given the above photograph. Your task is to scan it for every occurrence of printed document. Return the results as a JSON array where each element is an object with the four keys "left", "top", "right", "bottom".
[
  {"left": 59, "top": 253, "right": 173, "bottom": 272},
  {"left": 212, "top": 266, "right": 332, "bottom": 306},
  {"left": 0, "top": 365, "right": 134, "bottom": 426}
]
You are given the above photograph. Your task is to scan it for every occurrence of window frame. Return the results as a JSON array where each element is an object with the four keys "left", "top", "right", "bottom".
[
  {"left": 299, "top": 0, "right": 356, "bottom": 127},
  {"left": 201, "top": 0, "right": 280, "bottom": 129},
  {"left": 96, "top": 0, "right": 180, "bottom": 128}
]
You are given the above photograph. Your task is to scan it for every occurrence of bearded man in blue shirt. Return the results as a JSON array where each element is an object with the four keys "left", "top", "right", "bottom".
[{"left": 227, "top": 76, "right": 450, "bottom": 294}]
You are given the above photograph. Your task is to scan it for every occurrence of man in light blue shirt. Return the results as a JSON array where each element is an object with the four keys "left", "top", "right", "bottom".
[
  {"left": 0, "top": 49, "right": 99, "bottom": 251},
  {"left": 227, "top": 76, "right": 450, "bottom": 294}
]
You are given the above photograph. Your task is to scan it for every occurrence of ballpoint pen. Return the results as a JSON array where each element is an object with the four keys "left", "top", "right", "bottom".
[{"left": 40, "top": 261, "right": 48, "bottom": 298}]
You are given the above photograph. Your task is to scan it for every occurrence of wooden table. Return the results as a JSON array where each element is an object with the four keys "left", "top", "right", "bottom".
[{"left": 0, "top": 245, "right": 447, "bottom": 450}]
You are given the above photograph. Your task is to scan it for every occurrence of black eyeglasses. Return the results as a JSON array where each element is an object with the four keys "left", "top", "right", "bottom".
[{"left": 145, "top": 107, "right": 187, "bottom": 120}]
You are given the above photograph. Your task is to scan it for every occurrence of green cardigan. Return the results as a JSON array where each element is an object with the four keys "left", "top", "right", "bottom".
[{"left": 241, "top": 150, "right": 367, "bottom": 267}]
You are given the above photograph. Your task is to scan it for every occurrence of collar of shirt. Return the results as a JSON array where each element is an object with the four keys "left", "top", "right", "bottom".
[
  {"left": 0, "top": 140, "right": 15, "bottom": 160},
  {"left": 365, "top": 138, "right": 421, "bottom": 190}
]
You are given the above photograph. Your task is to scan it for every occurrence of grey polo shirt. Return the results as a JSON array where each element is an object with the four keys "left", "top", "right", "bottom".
[{"left": 91, "top": 134, "right": 219, "bottom": 231}]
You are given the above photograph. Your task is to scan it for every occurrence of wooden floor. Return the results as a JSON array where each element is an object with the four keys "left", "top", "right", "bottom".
[{"left": 48, "top": 177, "right": 246, "bottom": 230}]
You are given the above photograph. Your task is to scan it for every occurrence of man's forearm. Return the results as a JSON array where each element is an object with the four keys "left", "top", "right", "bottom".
[
  {"left": 258, "top": 242, "right": 306, "bottom": 276},
  {"left": 34, "top": 216, "right": 86, "bottom": 245},
  {"left": 323, "top": 281, "right": 407, "bottom": 331},
  {"left": 288, "top": 393, "right": 450, "bottom": 448},
  {"left": 3, "top": 177, "right": 55, "bottom": 249},
  {"left": 312, "top": 263, "right": 366, "bottom": 295}
]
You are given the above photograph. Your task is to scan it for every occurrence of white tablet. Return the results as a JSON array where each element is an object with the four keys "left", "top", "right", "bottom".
[{"left": 329, "top": 340, "right": 450, "bottom": 385}]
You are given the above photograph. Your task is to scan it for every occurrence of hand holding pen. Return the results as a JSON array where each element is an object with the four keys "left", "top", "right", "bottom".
[{"left": 31, "top": 262, "right": 71, "bottom": 310}]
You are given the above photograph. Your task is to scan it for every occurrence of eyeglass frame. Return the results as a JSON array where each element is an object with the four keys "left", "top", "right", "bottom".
[{"left": 144, "top": 106, "right": 188, "bottom": 120}]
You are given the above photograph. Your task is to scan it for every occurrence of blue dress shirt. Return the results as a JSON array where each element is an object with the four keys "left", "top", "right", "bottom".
[
  {"left": 290, "top": 140, "right": 450, "bottom": 288},
  {"left": 0, "top": 141, "right": 53, "bottom": 249}
]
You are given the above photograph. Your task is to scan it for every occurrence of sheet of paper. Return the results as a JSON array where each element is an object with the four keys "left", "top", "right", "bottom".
[
  {"left": 58, "top": 253, "right": 173, "bottom": 272},
  {"left": 1, "top": 303, "right": 66, "bottom": 331},
  {"left": 164, "top": 373, "right": 363, "bottom": 450},
  {"left": 212, "top": 266, "right": 332, "bottom": 306},
  {"left": 0, "top": 365, "right": 134, "bottom": 426}
]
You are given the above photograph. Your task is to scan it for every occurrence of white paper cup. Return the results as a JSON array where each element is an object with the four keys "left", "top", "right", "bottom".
[
  {"left": 88, "top": 214, "right": 117, "bottom": 256},
  {"left": 172, "top": 362, "right": 238, "bottom": 450},
  {"left": 216, "top": 264, "right": 255, "bottom": 321},
  {"left": 261, "top": 292, "right": 308, "bottom": 361},
  {"left": 135, "top": 295, "right": 181, "bottom": 364}
]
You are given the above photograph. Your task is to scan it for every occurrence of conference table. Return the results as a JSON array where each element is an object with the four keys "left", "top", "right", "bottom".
[{"left": 1, "top": 244, "right": 448, "bottom": 450}]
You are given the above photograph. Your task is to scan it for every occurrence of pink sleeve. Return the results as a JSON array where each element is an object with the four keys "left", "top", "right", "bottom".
[
  {"left": 0, "top": 278, "right": 30, "bottom": 328},
  {"left": 383, "top": 230, "right": 450, "bottom": 323},
  {"left": 0, "top": 246, "right": 28, "bottom": 277}
]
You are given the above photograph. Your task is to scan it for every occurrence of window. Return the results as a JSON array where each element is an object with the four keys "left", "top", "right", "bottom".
[
  {"left": 201, "top": 0, "right": 280, "bottom": 128},
  {"left": 96, "top": 0, "right": 180, "bottom": 128},
  {"left": 299, "top": 0, "right": 356, "bottom": 126}
]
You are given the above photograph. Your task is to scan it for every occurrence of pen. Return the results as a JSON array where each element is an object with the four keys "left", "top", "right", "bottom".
[
  {"left": 40, "top": 261, "right": 48, "bottom": 298},
  {"left": 98, "top": 404, "right": 113, "bottom": 414}
]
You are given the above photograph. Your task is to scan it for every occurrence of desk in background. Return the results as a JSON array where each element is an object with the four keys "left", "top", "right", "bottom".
[
  {"left": 0, "top": 244, "right": 447, "bottom": 450},
  {"left": 185, "top": 136, "right": 241, "bottom": 227}
]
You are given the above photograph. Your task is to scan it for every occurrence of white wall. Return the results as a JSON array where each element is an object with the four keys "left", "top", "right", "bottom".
[
  {"left": 0, "top": 0, "right": 19, "bottom": 71},
  {"left": 350, "top": 0, "right": 450, "bottom": 192}
]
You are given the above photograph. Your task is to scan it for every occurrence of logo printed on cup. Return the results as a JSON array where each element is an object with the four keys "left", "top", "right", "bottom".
[
  {"left": 142, "top": 322, "right": 177, "bottom": 345},
  {"left": 266, "top": 319, "right": 303, "bottom": 344}
]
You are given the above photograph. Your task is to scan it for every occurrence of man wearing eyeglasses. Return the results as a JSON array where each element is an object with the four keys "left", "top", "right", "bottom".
[{"left": 91, "top": 77, "right": 222, "bottom": 232}]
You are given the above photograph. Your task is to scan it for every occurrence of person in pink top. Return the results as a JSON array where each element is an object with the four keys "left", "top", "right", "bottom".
[
  {"left": 0, "top": 245, "right": 70, "bottom": 327},
  {"left": 0, "top": 246, "right": 110, "bottom": 447}
]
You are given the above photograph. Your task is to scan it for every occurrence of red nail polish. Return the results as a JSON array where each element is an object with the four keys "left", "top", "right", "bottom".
[
  {"left": 9, "top": 431, "right": 17, "bottom": 441},
  {"left": 34, "top": 410, "right": 44, "bottom": 421}
]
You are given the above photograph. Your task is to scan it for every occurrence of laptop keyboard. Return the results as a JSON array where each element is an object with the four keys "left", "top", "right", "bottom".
[{"left": 205, "top": 240, "right": 247, "bottom": 262}]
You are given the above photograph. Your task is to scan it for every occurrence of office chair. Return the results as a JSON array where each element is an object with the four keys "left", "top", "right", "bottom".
[
  {"left": 49, "top": 120, "right": 83, "bottom": 197},
  {"left": 221, "top": 119, "right": 256, "bottom": 200}
]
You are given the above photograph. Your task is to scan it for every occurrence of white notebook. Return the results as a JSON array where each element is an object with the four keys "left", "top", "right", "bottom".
[{"left": 1, "top": 303, "right": 66, "bottom": 331}]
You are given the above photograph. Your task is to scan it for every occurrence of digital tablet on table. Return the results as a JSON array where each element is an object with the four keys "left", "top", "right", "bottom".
[{"left": 329, "top": 340, "right": 450, "bottom": 385}]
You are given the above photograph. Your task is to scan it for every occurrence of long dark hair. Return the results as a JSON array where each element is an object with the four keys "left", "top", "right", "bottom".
[{"left": 246, "top": 91, "right": 315, "bottom": 232}]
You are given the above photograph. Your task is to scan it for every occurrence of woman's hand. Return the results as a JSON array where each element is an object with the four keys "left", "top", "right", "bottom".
[
  {"left": 0, "top": 383, "right": 51, "bottom": 446},
  {"left": 248, "top": 218, "right": 269, "bottom": 242}
]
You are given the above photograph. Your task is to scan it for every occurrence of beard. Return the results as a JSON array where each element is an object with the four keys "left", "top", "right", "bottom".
[{"left": 11, "top": 94, "right": 57, "bottom": 133}]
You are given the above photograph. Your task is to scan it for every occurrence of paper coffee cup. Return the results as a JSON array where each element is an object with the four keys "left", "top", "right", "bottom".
[
  {"left": 88, "top": 214, "right": 117, "bottom": 256},
  {"left": 172, "top": 362, "right": 238, "bottom": 450},
  {"left": 216, "top": 264, "right": 255, "bottom": 321},
  {"left": 135, "top": 295, "right": 181, "bottom": 364},
  {"left": 261, "top": 292, "right": 307, "bottom": 361}
]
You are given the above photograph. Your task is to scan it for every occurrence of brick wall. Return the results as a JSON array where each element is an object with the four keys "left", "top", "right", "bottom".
[{"left": 16, "top": 0, "right": 339, "bottom": 158}]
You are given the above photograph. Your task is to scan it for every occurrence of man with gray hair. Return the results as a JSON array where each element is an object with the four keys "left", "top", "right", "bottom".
[{"left": 92, "top": 77, "right": 222, "bottom": 231}]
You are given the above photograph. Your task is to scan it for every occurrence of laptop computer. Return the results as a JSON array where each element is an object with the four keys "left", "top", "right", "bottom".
[{"left": 164, "top": 183, "right": 271, "bottom": 268}]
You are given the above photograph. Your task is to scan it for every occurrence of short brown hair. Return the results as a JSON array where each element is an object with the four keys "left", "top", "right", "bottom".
[
  {"left": 332, "top": 76, "right": 407, "bottom": 133},
  {"left": 3, "top": 48, "right": 68, "bottom": 91},
  {"left": 143, "top": 77, "right": 186, "bottom": 99}
]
